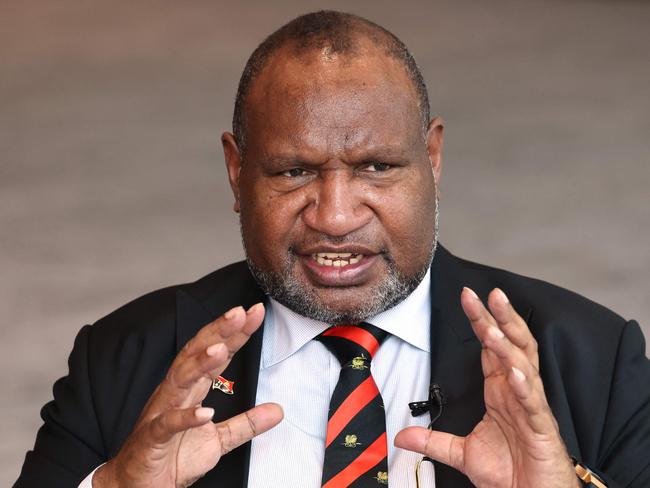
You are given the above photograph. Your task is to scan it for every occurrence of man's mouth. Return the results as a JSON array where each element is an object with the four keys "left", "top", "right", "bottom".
[
  {"left": 311, "top": 252, "right": 364, "bottom": 267},
  {"left": 300, "top": 249, "right": 379, "bottom": 287},
  {"left": 296, "top": 245, "right": 380, "bottom": 286}
]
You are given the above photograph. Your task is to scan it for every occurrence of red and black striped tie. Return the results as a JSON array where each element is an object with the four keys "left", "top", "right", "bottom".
[{"left": 316, "top": 322, "right": 389, "bottom": 487}]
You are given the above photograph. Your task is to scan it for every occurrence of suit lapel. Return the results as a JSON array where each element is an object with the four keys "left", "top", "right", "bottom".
[
  {"left": 427, "top": 247, "right": 536, "bottom": 486},
  {"left": 428, "top": 247, "right": 485, "bottom": 487},
  {"left": 175, "top": 271, "right": 266, "bottom": 488}
]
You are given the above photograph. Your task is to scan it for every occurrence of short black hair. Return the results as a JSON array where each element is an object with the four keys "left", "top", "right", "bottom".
[{"left": 232, "top": 10, "right": 430, "bottom": 153}]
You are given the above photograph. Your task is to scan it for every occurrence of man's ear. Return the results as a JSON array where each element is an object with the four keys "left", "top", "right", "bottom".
[
  {"left": 426, "top": 116, "right": 444, "bottom": 190},
  {"left": 222, "top": 132, "right": 242, "bottom": 213}
]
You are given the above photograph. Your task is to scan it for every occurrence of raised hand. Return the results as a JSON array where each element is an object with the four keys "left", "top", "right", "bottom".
[
  {"left": 395, "top": 288, "right": 580, "bottom": 488},
  {"left": 93, "top": 304, "right": 283, "bottom": 488}
]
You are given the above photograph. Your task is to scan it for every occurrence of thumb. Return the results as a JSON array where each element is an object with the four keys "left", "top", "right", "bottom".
[
  {"left": 394, "top": 426, "right": 466, "bottom": 472},
  {"left": 215, "top": 402, "right": 284, "bottom": 453}
]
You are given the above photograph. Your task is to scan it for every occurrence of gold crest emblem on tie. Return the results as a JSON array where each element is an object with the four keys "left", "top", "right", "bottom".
[
  {"left": 343, "top": 434, "right": 362, "bottom": 448},
  {"left": 211, "top": 375, "right": 235, "bottom": 395},
  {"left": 350, "top": 354, "right": 369, "bottom": 370},
  {"left": 374, "top": 471, "right": 388, "bottom": 484}
]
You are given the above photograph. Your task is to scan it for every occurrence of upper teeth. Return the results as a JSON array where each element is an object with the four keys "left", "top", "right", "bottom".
[{"left": 313, "top": 253, "right": 363, "bottom": 266}]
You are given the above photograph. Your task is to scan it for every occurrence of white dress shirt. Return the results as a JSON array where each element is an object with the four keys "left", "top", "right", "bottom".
[
  {"left": 248, "top": 269, "right": 435, "bottom": 487},
  {"left": 81, "top": 269, "right": 435, "bottom": 487}
]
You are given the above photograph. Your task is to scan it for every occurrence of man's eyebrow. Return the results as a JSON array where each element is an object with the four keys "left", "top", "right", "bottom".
[
  {"left": 261, "top": 155, "right": 308, "bottom": 166},
  {"left": 259, "top": 146, "right": 413, "bottom": 166},
  {"left": 353, "top": 146, "right": 413, "bottom": 164},
  {"left": 361, "top": 148, "right": 410, "bottom": 159}
]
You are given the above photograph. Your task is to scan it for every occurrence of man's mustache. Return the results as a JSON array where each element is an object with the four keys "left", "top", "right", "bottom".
[{"left": 289, "top": 232, "right": 383, "bottom": 249}]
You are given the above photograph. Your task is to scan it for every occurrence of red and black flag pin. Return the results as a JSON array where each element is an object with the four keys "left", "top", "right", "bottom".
[{"left": 211, "top": 375, "right": 235, "bottom": 395}]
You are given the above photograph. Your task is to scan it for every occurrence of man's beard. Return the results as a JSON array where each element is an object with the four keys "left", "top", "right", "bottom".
[{"left": 243, "top": 198, "right": 439, "bottom": 324}]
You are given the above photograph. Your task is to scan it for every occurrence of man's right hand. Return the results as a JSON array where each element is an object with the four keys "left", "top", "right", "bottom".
[{"left": 92, "top": 303, "right": 283, "bottom": 488}]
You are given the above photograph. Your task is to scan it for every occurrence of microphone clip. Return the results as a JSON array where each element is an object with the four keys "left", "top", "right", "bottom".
[{"left": 408, "top": 383, "right": 446, "bottom": 422}]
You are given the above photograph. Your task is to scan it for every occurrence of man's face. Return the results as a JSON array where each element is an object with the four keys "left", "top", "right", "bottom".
[{"left": 224, "top": 43, "right": 443, "bottom": 323}]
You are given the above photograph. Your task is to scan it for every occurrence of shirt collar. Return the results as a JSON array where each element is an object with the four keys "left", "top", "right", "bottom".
[
  {"left": 261, "top": 268, "right": 431, "bottom": 369},
  {"left": 368, "top": 267, "right": 431, "bottom": 353}
]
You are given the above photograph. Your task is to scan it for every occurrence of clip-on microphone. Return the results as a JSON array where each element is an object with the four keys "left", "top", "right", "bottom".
[
  {"left": 408, "top": 383, "right": 446, "bottom": 486},
  {"left": 409, "top": 383, "right": 446, "bottom": 427}
]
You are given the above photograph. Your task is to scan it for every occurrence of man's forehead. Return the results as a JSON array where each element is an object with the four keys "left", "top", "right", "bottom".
[
  {"left": 248, "top": 92, "right": 421, "bottom": 161},
  {"left": 251, "top": 40, "right": 415, "bottom": 94},
  {"left": 244, "top": 45, "right": 422, "bottom": 155}
]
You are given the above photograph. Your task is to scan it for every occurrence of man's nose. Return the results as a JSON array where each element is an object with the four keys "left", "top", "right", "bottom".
[{"left": 301, "top": 171, "right": 372, "bottom": 237}]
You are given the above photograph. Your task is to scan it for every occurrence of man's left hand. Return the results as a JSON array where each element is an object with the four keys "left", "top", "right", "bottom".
[{"left": 395, "top": 287, "right": 580, "bottom": 488}]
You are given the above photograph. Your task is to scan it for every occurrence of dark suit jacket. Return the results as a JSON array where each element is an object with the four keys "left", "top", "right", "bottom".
[{"left": 15, "top": 246, "right": 650, "bottom": 487}]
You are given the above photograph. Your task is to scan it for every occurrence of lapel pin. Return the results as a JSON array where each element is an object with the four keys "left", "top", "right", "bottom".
[{"left": 212, "top": 375, "right": 235, "bottom": 395}]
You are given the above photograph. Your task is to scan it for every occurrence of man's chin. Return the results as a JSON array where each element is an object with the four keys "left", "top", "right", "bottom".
[
  {"left": 250, "top": 268, "right": 416, "bottom": 324},
  {"left": 296, "top": 293, "right": 374, "bottom": 324},
  {"left": 278, "top": 270, "right": 400, "bottom": 323},
  {"left": 246, "top": 247, "right": 432, "bottom": 324},
  {"left": 266, "top": 282, "right": 373, "bottom": 324}
]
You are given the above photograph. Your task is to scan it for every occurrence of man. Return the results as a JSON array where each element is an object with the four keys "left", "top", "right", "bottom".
[{"left": 15, "top": 10, "right": 650, "bottom": 488}]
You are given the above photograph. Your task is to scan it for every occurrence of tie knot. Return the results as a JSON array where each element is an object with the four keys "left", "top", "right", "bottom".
[{"left": 316, "top": 322, "right": 388, "bottom": 367}]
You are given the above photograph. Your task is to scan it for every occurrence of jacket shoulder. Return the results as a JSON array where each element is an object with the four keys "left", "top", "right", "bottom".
[
  {"left": 89, "top": 260, "right": 253, "bottom": 340},
  {"left": 452, "top": 252, "right": 627, "bottom": 329}
]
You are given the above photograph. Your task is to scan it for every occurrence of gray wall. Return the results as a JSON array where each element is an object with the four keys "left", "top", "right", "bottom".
[{"left": 2, "top": 1, "right": 649, "bottom": 484}]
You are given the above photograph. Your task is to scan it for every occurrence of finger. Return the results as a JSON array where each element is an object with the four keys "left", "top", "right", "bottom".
[
  {"left": 149, "top": 305, "right": 264, "bottom": 414},
  {"left": 461, "top": 289, "right": 558, "bottom": 439},
  {"left": 461, "top": 288, "right": 510, "bottom": 367},
  {"left": 476, "top": 305, "right": 557, "bottom": 435},
  {"left": 186, "top": 303, "right": 265, "bottom": 358},
  {"left": 481, "top": 320, "right": 532, "bottom": 377},
  {"left": 242, "top": 302, "right": 265, "bottom": 335},
  {"left": 216, "top": 303, "right": 264, "bottom": 359},
  {"left": 149, "top": 406, "right": 215, "bottom": 445},
  {"left": 461, "top": 287, "right": 500, "bottom": 346},
  {"left": 487, "top": 289, "right": 538, "bottom": 367},
  {"left": 480, "top": 343, "right": 503, "bottom": 377},
  {"left": 463, "top": 287, "right": 533, "bottom": 378},
  {"left": 208, "top": 304, "right": 263, "bottom": 340},
  {"left": 508, "top": 366, "right": 558, "bottom": 434},
  {"left": 169, "top": 342, "right": 229, "bottom": 391},
  {"left": 184, "top": 306, "right": 246, "bottom": 355},
  {"left": 394, "top": 426, "right": 465, "bottom": 472},
  {"left": 215, "top": 403, "right": 284, "bottom": 454}
]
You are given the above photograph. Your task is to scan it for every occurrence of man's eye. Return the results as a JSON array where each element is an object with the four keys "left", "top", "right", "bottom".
[
  {"left": 281, "top": 168, "right": 307, "bottom": 177},
  {"left": 365, "top": 162, "right": 392, "bottom": 172}
]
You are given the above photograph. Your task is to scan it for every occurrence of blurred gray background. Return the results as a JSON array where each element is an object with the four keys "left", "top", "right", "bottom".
[{"left": 2, "top": 0, "right": 649, "bottom": 484}]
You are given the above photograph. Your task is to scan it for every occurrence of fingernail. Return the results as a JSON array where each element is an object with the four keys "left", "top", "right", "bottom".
[
  {"left": 495, "top": 288, "right": 510, "bottom": 304},
  {"left": 511, "top": 367, "right": 526, "bottom": 382},
  {"left": 224, "top": 306, "right": 243, "bottom": 320},
  {"left": 206, "top": 343, "right": 225, "bottom": 357},
  {"left": 463, "top": 287, "right": 479, "bottom": 300},
  {"left": 489, "top": 326, "right": 504, "bottom": 340},
  {"left": 195, "top": 407, "right": 215, "bottom": 421},
  {"left": 247, "top": 302, "right": 263, "bottom": 315}
]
